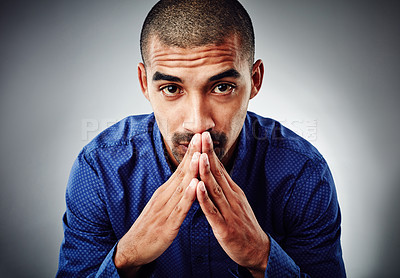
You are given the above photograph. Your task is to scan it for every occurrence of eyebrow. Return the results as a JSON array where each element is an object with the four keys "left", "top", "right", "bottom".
[
  {"left": 152, "top": 71, "right": 182, "bottom": 83},
  {"left": 209, "top": 69, "right": 241, "bottom": 82},
  {"left": 152, "top": 68, "right": 241, "bottom": 83}
]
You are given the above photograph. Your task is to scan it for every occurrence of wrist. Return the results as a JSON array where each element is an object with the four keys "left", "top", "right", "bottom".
[
  {"left": 247, "top": 235, "right": 270, "bottom": 277},
  {"left": 246, "top": 259, "right": 267, "bottom": 278},
  {"left": 246, "top": 257, "right": 268, "bottom": 278},
  {"left": 247, "top": 265, "right": 266, "bottom": 278},
  {"left": 114, "top": 241, "right": 141, "bottom": 277}
]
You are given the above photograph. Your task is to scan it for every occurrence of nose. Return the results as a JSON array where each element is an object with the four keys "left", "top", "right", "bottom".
[{"left": 182, "top": 93, "right": 215, "bottom": 134}]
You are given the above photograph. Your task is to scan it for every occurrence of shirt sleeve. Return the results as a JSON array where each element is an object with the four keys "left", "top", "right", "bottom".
[
  {"left": 265, "top": 160, "right": 346, "bottom": 277},
  {"left": 56, "top": 150, "right": 120, "bottom": 277}
]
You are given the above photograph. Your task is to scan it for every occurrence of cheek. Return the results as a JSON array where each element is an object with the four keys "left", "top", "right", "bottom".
[
  {"left": 217, "top": 95, "right": 249, "bottom": 136},
  {"left": 230, "top": 106, "right": 248, "bottom": 139},
  {"left": 151, "top": 98, "right": 183, "bottom": 141}
]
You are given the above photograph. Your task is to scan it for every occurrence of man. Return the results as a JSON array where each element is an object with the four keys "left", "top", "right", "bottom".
[{"left": 57, "top": 0, "right": 346, "bottom": 277}]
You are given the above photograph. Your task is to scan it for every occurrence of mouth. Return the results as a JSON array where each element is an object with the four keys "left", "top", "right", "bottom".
[
  {"left": 170, "top": 132, "right": 228, "bottom": 163},
  {"left": 178, "top": 143, "right": 189, "bottom": 153},
  {"left": 177, "top": 141, "right": 221, "bottom": 156}
]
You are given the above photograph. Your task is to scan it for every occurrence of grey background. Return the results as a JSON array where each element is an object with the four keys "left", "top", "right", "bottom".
[{"left": 1, "top": 0, "right": 399, "bottom": 277}]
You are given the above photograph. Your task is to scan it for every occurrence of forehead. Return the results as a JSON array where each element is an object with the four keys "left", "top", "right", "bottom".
[{"left": 146, "top": 36, "right": 246, "bottom": 73}]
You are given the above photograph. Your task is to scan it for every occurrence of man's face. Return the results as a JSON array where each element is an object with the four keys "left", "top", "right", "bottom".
[{"left": 138, "top": 36, "right": 263, "bottom": 167}]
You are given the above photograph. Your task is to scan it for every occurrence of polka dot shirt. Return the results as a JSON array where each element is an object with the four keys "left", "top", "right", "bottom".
[{"left": 56, "top": 112, "right": 346, "bottom": 277}]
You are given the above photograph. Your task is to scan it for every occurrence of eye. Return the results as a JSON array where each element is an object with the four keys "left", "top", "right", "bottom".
[
  {"left": 160, "top": 85, "right": 181, "bottom": 96},
  {"left": 212, "top": 83, "right": 235, "bottom": 94}
]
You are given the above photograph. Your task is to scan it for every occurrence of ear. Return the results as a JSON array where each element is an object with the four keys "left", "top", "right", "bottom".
[
  {"left": 138, "top": 62, "right": 150, "bottom": 101},
  {"left": 250, "top": 59, "right": 264, "bottom": 99}
]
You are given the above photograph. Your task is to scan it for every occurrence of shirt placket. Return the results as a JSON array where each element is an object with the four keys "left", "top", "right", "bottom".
[{"left": 190, "top": 203, "right": 210, "bottom": 277}]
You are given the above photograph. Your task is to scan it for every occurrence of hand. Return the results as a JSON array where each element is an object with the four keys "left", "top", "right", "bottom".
[
  {"left": 114, "top": 133, "right": 202, "bottom": 277},
  {"left": 196, "top": 132, "right": 270, "bottom": 278}
]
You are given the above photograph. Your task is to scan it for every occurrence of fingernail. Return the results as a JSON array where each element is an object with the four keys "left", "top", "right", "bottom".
[
  {"left": 203, "top": 154, "right": 209, "bottom": 166},
  {"left": 207, "top": 132, "right": 212, "bottom": 144},
  {"left": 192, "top": 152, "right": 200, "bottom": 162},
  {"left": 200, "top": 181, "right": 206, "bottom": 192},
  {"left": 189, "top": 178, "right": 197, "bottom": 188},
  {"left": 193, "top": 134, "right": 200, "bottom": 145}
]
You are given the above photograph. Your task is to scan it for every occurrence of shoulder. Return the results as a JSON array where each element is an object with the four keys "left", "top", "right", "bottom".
[
  {"left": 247, "top": 111, "right": 324, "bottom": 165},
  {"left": 67, "top": 113, "right": 157, "bottom": 203},
  {"left": 246, "top": 113, "right": 339, "bottom": 225},
  {"left": 81, "top": 113, "right": 156, "bottom": 161}
]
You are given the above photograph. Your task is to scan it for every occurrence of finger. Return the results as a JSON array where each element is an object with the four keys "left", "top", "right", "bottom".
[
  {"left": 199, "top": 153, "right": 231, "bottom": 215},
  {"left": 151, "top": 134, "right": 201, "bottom": 210},
  {"left": 172, "top": 133, "right": 201, "bottom": 179},
  {"left": 162, "top": 133, "right": 201, "bottom": 190},
  {"left": 196, "top": 181, "right": 226, "bottom": 234},
  {"left": 164, "top": 151, "right": 200, "bottom": 213},
  {"left": 168, "top": 146, "right": 200, "bottom": 195},
  {"left": 201, "top": 131, "right": 214, "bottom": 156},
  {"left": 174, "top": 133, "right": 201, "bottom": 177},
  {"left": 167, "top": 178, "right": 198, "bottom": 231},
  {"left": 220, "top": 161, "right": 243, "bottom": 194},
  {"left": 182, "top": 133, "right": 202, "bottom": 163},
  {"left": 190, "top": 133, "right": 202, "bottom": 154},
  {"left": 189, "top": 151, "right": 200, "bottom": 178},
  {"left": 201, "top": 132, "right": 237, "bottom": 196}
]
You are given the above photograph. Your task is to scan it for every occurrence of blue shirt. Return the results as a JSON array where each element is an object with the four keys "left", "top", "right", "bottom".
[{"left": 57, "top": 112, "right": 346, "bottom": 277}]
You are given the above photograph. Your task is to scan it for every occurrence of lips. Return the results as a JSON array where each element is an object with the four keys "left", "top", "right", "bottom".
[
  {"left": 179, "top": 140, "right": 219, "bottom": 149},
  {"left": 180, "top": 142, "right": 189, "bottom": 148},
  {"left": 178, "top": 144, "right": 188, "bottom": 153},
  {"left": 171, "top": 131, "right": 228, "bottom": 161}
]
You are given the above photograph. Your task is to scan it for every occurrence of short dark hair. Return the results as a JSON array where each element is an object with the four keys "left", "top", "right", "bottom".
[{"left": 140, "top": 0, "right": 255, "bottom": 68}]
